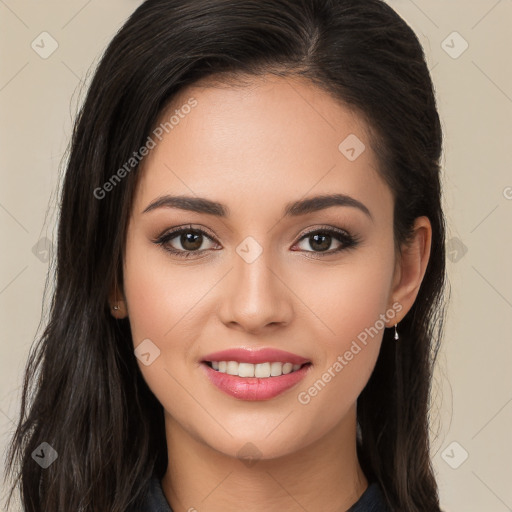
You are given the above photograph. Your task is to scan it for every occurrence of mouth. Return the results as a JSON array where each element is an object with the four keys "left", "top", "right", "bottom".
[
  {"left": 200, "top": 348, "right": 312, "bottom": 400},
  {"left": 203, "top": 360, "right": 311, "bottom": 378}
]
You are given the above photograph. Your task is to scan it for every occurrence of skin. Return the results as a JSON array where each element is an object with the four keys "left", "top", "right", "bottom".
[{"left": 110, "top": 74, "right": 432, "bottom": 512}]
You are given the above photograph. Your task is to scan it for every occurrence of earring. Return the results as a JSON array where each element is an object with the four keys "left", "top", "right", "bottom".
[
  {"left": 394, "top": 323, "right": 399, "bottom": 341},
  {"left": 112, "top": 303, "right": 120, "bottom": 311}
]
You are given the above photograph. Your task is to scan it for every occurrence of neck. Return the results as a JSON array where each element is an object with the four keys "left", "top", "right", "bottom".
[{"left": 161, "top": 405, "right": 369, "bottom": 512}]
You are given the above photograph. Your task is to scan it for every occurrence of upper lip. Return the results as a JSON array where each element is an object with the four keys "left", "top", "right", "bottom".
[{"left": 202, "top": 348, "right": 310, "bottom": 366}]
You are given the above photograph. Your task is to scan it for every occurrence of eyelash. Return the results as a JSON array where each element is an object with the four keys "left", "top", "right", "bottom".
[{"left": 152, "top": 224, "right": 361, "bottom": 259}]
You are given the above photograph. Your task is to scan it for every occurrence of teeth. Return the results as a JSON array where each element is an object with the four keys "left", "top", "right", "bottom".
[
  {"left": 239, "top": 362, "right": 255, "bottom": 377},
  {"left": 270, "top": 362, "right": 283, "bottom": 376},
  {"left": 208, "top": 361, "right": 304, "bottom": 377},
  {"left": 226, "top": 361, "right": 238, "bottom": 375},
  {"left": 283, "top": 362, "right": 293, "bottom": 374}
]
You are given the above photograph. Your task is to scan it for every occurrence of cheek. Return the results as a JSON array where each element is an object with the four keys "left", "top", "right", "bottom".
[
  {"left": 292, "top": 249, "right": 395, "bottom": 351},
  {"left": 289, "top": 250, "right": 395, "bottom": 425},
  {"left": 122, "top": 240, "right": 206, "bottom": 429},
  {"left": 122, "top": 235, "right": 213, "bottom": 404},
  {"left": 123, "top": 236, "right": 208, "bottom": 344}
]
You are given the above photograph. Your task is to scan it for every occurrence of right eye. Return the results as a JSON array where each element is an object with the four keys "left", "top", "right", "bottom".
[{"left": 153, "top": 225, "right": 219, "bottom": 258}]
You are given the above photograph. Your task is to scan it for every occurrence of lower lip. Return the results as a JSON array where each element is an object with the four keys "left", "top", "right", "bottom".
[{"left": 201, "top": 363, "right": 312, "bottom": 401}]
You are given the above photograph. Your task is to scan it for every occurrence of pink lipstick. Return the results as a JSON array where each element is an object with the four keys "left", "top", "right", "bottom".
[{"left": 201, "top": 348, "right": 311, "bottom": 401}]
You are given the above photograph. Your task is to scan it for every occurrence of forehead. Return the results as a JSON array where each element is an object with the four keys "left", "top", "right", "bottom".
[{"left": 133, "top": 74, "right": 392, "bottom": 221}]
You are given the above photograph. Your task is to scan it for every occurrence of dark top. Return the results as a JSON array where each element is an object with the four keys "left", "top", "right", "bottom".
[{"left": 141, "top": 474, "right": 389, "bottom": 511}]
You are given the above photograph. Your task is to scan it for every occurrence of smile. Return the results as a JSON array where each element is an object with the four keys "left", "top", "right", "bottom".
[
  {"left": 200, "top": 348, "right": 312, "bottom": 400},
  {"left": 205, "top": 361, "right": 305, "bottom": 378}
]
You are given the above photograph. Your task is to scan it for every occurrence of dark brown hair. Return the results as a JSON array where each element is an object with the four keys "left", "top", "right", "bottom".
[{"left": 4, "top": 0, "right": 448, "bottom": 510}]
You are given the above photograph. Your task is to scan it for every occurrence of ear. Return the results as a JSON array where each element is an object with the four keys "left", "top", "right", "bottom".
[
  {"left": 387, "top": 216, "right": 432, "bottom": 325},
  {"left": 108, "top": 280, "right": 128, "bottom": 319}
]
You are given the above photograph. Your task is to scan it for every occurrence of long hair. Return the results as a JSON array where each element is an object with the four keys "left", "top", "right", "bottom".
[{"left": 4, "top": 0, "right": 448, "bottom": 510}]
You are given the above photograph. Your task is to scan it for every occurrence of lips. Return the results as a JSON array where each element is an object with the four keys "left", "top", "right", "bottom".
[
  {"left": 202, "top": 348, "right": 310, "bottom": 366},
  {"left": 200, "top": 348, "right": 312, "bottom": 400}
]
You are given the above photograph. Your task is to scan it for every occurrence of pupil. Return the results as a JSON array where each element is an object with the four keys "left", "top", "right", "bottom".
[
  {"left": 182, "top": 232, "right": 202, "bottom": 250},
  {"left": 311, "top": 233, "right": 330, "bottom": 252}
]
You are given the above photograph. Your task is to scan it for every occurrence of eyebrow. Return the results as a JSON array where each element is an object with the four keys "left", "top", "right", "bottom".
[{"left": 142, "top": 193, "right": 373, "bottom": 221}]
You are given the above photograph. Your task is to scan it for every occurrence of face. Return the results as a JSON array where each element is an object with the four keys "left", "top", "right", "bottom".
[{"left": 121, "top": 74, "right": 400, "bottom": 459}]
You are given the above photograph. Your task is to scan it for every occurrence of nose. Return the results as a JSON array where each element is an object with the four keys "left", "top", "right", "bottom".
[{"left": 218, "top": 248, "right": 293, "bottom": 335}]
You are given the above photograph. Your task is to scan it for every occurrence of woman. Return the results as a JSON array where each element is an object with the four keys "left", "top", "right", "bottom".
[{"left": 4, "top": 0, "right": 448, "bottom": 510}]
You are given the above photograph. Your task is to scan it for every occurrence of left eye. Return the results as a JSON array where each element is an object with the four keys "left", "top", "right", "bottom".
[{"left": 294, "top": 228, "right": 356, "bottom": 253}]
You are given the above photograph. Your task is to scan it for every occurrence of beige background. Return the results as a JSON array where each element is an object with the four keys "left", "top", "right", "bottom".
[{"left": 1, "top": 1, "right": 511, "bottom": 510}]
